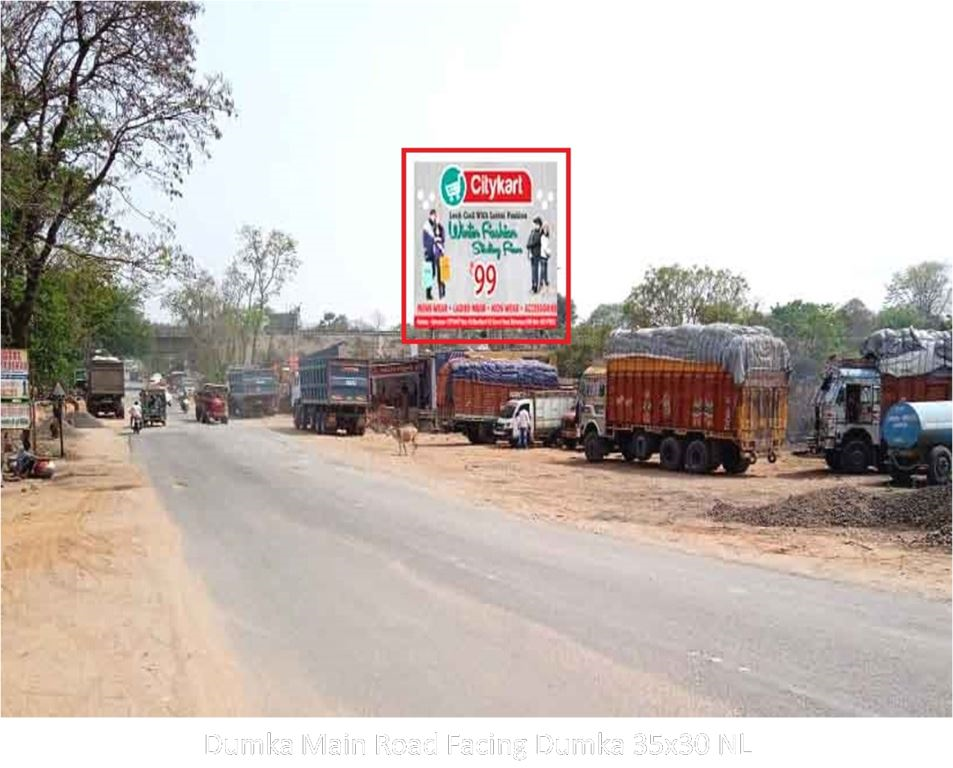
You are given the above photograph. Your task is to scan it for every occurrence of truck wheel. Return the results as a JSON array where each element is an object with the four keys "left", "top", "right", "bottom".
[
  {"left": 841, "top": 440, "right": 870, "bottom": 474},
  {"left": 721, "top": 444, "right": 751, "bottom": 475},
  {"left": 583, "top": 431, "right": 605, "bottom": 463},
  {"left": 927, "top": 446, "right": 952, "bottom": 485},
  {"left": 824, "top": 450, "right": 841, "bottom": 471},
  {"left": 684, "top": 439, "right": 710, "bottom": 474},
  {"left": 706, "top": 441, "right": 724, "bottom": 472},
  {"left": 659, "top": 436, "right": 683, "bottom": 471},
  {"left": 620, "top": 435, "right": 637, "bottom": 462},
  {"left": 633, "top": 432, "right": 655, "bottom": 462}
]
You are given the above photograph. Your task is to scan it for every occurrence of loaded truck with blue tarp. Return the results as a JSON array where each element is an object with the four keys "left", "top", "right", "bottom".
[
  {"left": 292, "top": 355, "right": 369, "bottom": 435},
  {"left": 226, "top": 366, "right": 278, "bottom": 418},
  {"left": 807, "top": 328, "right": 952, "bottom": 473},
  {"left": 882, "top": 400, "right": 952, "bottom": 485},
  {"left": 436, "top": 358, "right": 561, "bottom": 443}
]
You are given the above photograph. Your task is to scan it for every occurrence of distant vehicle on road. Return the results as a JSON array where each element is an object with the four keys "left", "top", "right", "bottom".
[
  {"left": 141, "top": 386, "right": 167, "bottom": 426},
  {"left": 86, "top": 355, "right": 125, "bottom": 419},
  {"left": 292, "top": 356, "right": 368, "bottom": 435},
  {"left": 227, "top": 366, "right": 278, "bottom": 418},
  {"left": 882, "top": 400, "right": 952, "bottom": 485},
  {"left": 195, "top": 384, "right": 229, "bottom": 424},
  {"left": 494, "top": 390, "right": 577, "bottom": 446}
]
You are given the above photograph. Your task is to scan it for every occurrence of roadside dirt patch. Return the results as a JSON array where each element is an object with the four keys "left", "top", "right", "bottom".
[
  {"left": 263, "top": 417, "right": 952, "bottom": 599},
  {"left": 2, "top": 421, "right": 246, "bottom": 715}
]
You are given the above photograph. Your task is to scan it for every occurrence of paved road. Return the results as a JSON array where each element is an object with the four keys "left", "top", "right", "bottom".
[{"left": 132, "top": 410, "right": 952, "bottom": 715}]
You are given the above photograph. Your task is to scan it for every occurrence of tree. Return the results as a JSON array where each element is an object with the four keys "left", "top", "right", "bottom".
[
  {"left": 369, "top": 310, "right": 387, "bottom": 331},
  {"left": 586, "top": 303, "right": 625, "bottom": 329},
  {"left": 622, "top": 265, "right": 751, "bottom": 327},
  {"left": 555, "top": 321, "right": 610, "bottom": 379},
  {"left": 233, "top": 226, "right": 300, "bottom": 363},
  {"left": 765, "top": 301, "right": 849, "bottom": 374},
  {"left": 317, "top": 312, "right": 349, "bottom": 330},
  {"left": 884, "top": 261, "right": 952, "bottom": 325},
  {"left": 837, "top": 298, "right": 876, "bottom": 345},
  {"left": 1, "top": 2, "right": 234, "bottom": 347}
]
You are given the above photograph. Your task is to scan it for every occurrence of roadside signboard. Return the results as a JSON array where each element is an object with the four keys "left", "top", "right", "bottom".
[
  {"left": 1, "top": 348, "right": 32, "bottom": 430},
  {"left": 402, "top": 149, "right": 571, "bottom": 344}
]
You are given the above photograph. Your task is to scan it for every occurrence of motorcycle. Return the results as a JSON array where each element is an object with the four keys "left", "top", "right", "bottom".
[
  {"left": 179, "top": 396, "right": 189, "bottom": 413},
  {"left": 5, "top": 454, "right": 55, "bottom": 479}
]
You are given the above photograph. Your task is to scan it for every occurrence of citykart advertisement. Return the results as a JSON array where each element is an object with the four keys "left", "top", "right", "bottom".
[{"left": 402, "top": 149, "right": 570, "bottom": 344}]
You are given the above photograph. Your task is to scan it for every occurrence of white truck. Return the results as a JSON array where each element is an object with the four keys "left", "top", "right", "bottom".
[{"left": 494, "top": 390, "right": 578, "bottom": 447}]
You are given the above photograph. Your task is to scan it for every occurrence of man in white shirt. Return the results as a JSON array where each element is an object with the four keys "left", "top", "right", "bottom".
[{"left": 515, "top": 408, "right": 532, "bottom": 449}]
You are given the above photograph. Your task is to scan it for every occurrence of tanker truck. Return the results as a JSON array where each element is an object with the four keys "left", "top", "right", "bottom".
[
  {"left": 882, "top": 400, "right": 952, "bottom": 485},
  {"left": 807, "top": 329, "right": 951, "bottom": 473}
]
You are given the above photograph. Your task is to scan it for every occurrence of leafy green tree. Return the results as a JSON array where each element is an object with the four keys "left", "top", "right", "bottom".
[
  {"left": 837, "top": 298, "right": 876, "bottom": 346},
  {"left": 622, "top": 265, "right": 751, "bottom": 327},
  {"left": 586, "top": 303, "right": 625, "bottom": 328},
  {"left": 1, "top": 1, "right": 233, "bottom": 347},
  {"left": 765, "top": 301, "right": 849, "bottom": 374},
  {"left": 884, "top": 261, "right": 952, "bottom": 325}
]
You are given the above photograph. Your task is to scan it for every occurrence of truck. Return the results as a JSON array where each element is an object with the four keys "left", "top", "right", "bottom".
[
  {"left": 194, "top": 383, "right": 229, "bottom": 424},
  {"left": 227, "top": 366, "right": 279, "bottom": 418},
  {"left": 882, "top": 400, "right": 952, "bottom": 485},
  {"left": 436, "top": 358, "right": 561, "bottom": 444},
  {"left": 493, "top": 389, "right": 578, "bottom": 446},
  {"left": 808, "top": 328, "right": 952, "bottom": 473},
  {"left": 292, "top": 356, "right": 369, "bottom": 435},
  {"left": 581, "top": 324, "right": 791, "bottom": 474},
  {"left": 86, "top": 355, "right": 125, "bottom": 419},
  {"left": 559, "top": 365, "right": 606, "bottom": 449}
]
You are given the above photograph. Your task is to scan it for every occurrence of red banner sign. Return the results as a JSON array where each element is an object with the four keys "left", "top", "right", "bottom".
[{"left": 462, "top": 170, "right": 532, "bottom": 204}]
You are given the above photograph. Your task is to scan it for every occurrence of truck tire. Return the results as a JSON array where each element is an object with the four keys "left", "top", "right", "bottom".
[
  {"left": 659, "top": 436, "right": 683, "bottom": 471},
  {"left": 584, "top": 431, "right": 605, "bottom": 463},
  {"left": 927, "top": 445, "right": 952, "bottom": 485},
  {"left": 684, "top": 439, "right": 710, "bottom": 474},
  {"left": 721, "top": 444, "right": 751, "bottom": 475},
  {"left": 824, "top": 450, "right": 841, "bottom": 471},
  {"left": 620, "top": 435, "right": 637, "bottom": 462},
  {"left": 633, "top": 432, "right": 655, "bottom": 462},
  {"left": 841, "top": 440, "right": 870, "bottom": 474}
]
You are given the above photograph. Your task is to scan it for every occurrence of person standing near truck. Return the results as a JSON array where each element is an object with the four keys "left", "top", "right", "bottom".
[{"left": 516, "top": 407, "right": 532, "bottom": 449}]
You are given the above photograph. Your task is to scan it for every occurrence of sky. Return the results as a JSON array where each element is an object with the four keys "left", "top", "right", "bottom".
[{"left": 138, "top": 0, "right": 952, "bottom": 326}]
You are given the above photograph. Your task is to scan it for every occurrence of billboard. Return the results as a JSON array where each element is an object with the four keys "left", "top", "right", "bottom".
[
  {"left": 402, "top": 149, "right": 570, "bottom": 344},
  {"left": 1, "top": 348, "right": 31, "bottom": 429}
]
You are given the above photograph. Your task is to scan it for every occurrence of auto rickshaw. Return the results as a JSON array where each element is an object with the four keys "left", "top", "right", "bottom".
[{"left": 141, "top": 386, "right": 168, "bottom": 426}]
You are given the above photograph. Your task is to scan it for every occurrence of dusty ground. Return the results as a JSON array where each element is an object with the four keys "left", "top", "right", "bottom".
[
  {"left": 1, "top": 417, "right": 246, "bottom": 715},
  {"left": 263, "top": 417, "right": 952, "bottom": 601}
]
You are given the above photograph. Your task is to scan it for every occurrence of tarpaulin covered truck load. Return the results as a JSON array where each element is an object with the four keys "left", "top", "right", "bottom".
[
  {"left": 580, "top": 324, "right": 791, "bottom": 474},
  {"left": 809, "top": 328, "right": 952, "bottom": 473},
  {"left": 86, "top": 355, "right": 125, "bottom": 418},
  {"left": 293, "top": 356, "right": 369, "bottom": 436},
  {"left": 436, "top": 358, "right": 560, "bottom": 444}
]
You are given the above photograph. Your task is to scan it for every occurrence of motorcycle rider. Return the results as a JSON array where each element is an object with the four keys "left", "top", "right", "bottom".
[
  {"left": 129, "top": 400, "right": 143, "bottom": 431},
  {"left": 14, "top": 430, "right": 36, "bottom": 478}
]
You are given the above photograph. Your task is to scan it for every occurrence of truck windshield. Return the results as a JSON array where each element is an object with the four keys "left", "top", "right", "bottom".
[{"left": 500, "top": 404, "right": 516, "bottom": 418}]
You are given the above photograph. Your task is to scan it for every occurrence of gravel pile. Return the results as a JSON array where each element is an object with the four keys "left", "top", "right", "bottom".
[{"left": 709, "top": 484, "right": 952, "bottom": 548}]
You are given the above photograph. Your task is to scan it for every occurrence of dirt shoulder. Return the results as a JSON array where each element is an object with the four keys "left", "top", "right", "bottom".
[
  {"left": 2, "top": 418, "right": 246, "bottom": 715},
  {"left": 263, "top": 418, "right": 951, "bottom": 601}
]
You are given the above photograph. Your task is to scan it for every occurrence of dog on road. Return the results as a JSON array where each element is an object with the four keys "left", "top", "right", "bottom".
[{"left": 390, "top": 424, "right": 418, "bottom": 456}]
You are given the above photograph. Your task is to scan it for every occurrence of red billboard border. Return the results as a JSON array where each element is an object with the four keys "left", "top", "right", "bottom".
[{"left": 401, "top": 147, "right": 572, "bottom": 346}]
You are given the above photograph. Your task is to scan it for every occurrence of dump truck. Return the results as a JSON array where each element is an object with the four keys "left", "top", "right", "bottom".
[
  {"left": 581, "top": 324, "right": 791, "bottom": 474},
  {"left": 808, "top": 328, "right": 952, "bottom": 473},
  {"left": 882, "top": 400, "right": 952, "bottom": 485},
  {"left": 493, "top": 389, "right": 578, "bottom": 446},
  {"left": 292, "top": 356, "right": 369, "bottom": 435},
  {"left": 227, "top": 366, "right": 278, "bottom": 417},
  {"left": 86, "top": 355, "right": 125, "bottom": 418},
  {"left": 436, "top": 358, "right": 561, "bottom": 444}
]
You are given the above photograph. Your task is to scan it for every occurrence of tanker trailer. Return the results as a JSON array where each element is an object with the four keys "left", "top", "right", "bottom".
[{"left": 882, "top": 400, "right": 952, "bottom": 485}]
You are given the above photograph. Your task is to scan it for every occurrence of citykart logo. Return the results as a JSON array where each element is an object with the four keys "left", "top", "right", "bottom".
[{"left": 440, "top": 166, "right": 532, "bottom": 207}]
